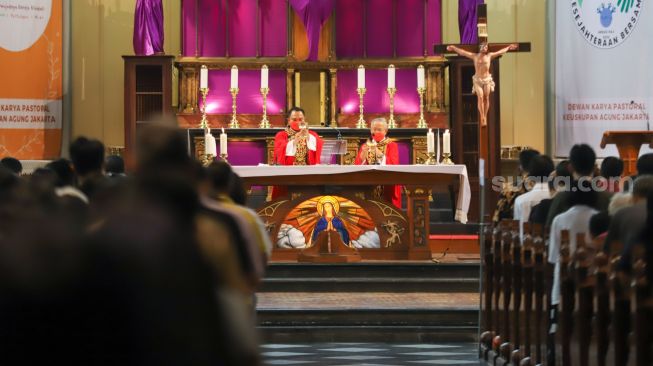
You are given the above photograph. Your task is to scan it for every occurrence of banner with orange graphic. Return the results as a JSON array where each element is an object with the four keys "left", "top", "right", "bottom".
[{"left": 0, "top": 0, "right": 62, "bottom": 159}]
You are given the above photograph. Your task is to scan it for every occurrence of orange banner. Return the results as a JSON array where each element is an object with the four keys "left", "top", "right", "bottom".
[{"left": 0, "top": 0, "right": 63, "bottom": 159}]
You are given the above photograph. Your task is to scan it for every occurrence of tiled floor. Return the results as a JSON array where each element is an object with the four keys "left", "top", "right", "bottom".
[
  {"left": 261, "top": 342, "right": 480, "bottom": 365},
  {"left": 257, "top": 292, "right": 480, "bottom": 310}
]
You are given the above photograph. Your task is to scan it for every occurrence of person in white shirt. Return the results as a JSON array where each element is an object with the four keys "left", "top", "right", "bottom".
[
  {"left": 514, "top": 155, "right": 554, "bottom": 241},
  {"left": 548, "top": 181, "right": 599, "bottom": 306}
]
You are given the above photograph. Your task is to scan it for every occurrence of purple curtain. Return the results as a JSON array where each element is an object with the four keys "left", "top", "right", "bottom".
[
  {"left": 366, "top": 0, "right": 393, "bottom": 57},
  {"left": 260, "top": 0, "right": 288, "bottom": 56},
  {"left": 337, "top": 69, "right": 420, "bottom": 114},
  {"left": 133, "top": 0, "right": 164, "bottom": 55},
  {"left": 217, "top": 141, "right": 267, "bottom": 166},
  {"left": 229, "top": 0, "right": 258, "bottom": 56},
  {"left": 200, "top": 0, "right": 226, "bottom": 57},
  {"left": 396, "top": 0, "right": 424, "bottom": 57},
  {"left": 204, "top": 69, "right": 286, "bottom": 114},
  {"left": 427, "top": 0, "right": 442, "bottom": 55},
  {"left": 458, "top": 0, "right": 483, "bottom": 44},
  {"left": 182, "top": 0, "right": 196, "bottom": 56},
  {"left": 289, "top": 0, "right": 335, "bottom": 61},
  {"left": 335, "top": 0, "right": 364, "bottom": 57}
]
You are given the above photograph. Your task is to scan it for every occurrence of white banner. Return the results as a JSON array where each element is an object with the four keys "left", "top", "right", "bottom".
[
  {"left": 0, "top": 99, "right": 62, "bottom": 129},
  {"left": 555, "top": 0, "right": 653, "bottom": 157}
]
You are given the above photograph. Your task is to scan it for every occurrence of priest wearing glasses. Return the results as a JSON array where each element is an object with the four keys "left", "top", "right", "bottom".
[{"left": 354, "top": 117, "right": 402, "bottom": 208}]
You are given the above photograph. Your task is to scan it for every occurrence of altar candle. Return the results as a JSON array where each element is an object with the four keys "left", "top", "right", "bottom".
[
  {"left": 205, "top": 130, "right": 217, "bottom": 156},
  {"left": 387, "top": 65, "right": 395, "bottom": 89},
  {"left": 200, "top": 65, "right": 208, "bottom": 89},
  {"left": 357, "top": 65, "right": 365, "bottom": 89},
  {"left": 230, "top": 66, "right": 238, "bottom": 89},
  {"left": 436, "top": 128, "right": 440, "bottom": 162},
  {"left": 220, "top": 128, "right": 228, "bottom": 155},
  {"left": 261, "top": 65, "right": 268, "bottom": 89},
  {"left": 417, "top": 65, "right": 425, "bottom": 89},
  {"left": 427, "top": 128, "right": 435, "bottom": 154},
  {"left": 443, "top": 129, "right": 451, "bottom": 154}
]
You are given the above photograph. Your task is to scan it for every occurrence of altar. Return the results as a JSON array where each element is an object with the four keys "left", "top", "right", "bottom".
[{"left": 233, "top": 165, "right": 470, "bottom": 261}]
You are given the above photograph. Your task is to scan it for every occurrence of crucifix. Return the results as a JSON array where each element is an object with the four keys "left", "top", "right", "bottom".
[{"left": 435, "top": 4, "right": 530, "bottom": 170}]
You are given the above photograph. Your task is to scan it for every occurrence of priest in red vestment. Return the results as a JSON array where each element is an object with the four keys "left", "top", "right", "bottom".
[
  {"left": 354, "top": 117, "right": 402, "bottom": 208},
  {"left": 271, "top": 107, "right": 323, "bottom": 199}
]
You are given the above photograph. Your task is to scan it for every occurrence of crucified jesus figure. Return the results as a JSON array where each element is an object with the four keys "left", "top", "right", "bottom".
[{"left": 446, "top": 43, "right": 517, "bottom": 127}]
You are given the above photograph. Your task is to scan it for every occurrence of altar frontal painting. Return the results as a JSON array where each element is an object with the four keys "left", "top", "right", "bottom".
[{"left": 277, "top": 195, "right": 379, "bottom": 249}]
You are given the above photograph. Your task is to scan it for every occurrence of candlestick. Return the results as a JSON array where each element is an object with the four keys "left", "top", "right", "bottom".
[
  {"left": 220, "top": 152, "right": 229, "bottom": 164},
  {"left": 199, "top": 86, "right": 210, "bottom": 129},
  {"left": 259, "top": 87, "right": 270, "bottom": 128},
  {"left": 417, "top": 86, "right": 427, "bottom": 128},
  {"left": 424, "top": 151, "right": 437, "bottom": 165},
  {"left": 441, "top": 152, "right": 453, "bottom": 165},
  {"left": 387, "top": 64, "right": 395, "bottom": 89},
  {"left": 387, "top": 87, "right": 397, "bottom": 129},
  {"left": 229, "top": 87, "right": 239, "bottom": 128},
  {"left": 200, "top": 65, "right": 208, "bottom": 89},
  {"left": 230, "top": 65, "right": 238, "bottom": 89},
  {"left": 357, "top": 65, "right": 365, "bottom": 89},
  {"left": 220, "top": 127, "right": 228, "bottom": 156},
  {"left": 261, "top": 65, "right": 268, "bottom": 89},
  {"left": 356, "top": 87, "right": 367, "bottom": 129}
]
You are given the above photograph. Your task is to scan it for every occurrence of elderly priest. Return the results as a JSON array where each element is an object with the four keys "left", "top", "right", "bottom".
[{"left": 354, "top": 117, "right": 402, "bottom": 208}]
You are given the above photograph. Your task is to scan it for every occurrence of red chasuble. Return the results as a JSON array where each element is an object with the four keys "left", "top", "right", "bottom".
[
  {"left": 354, "top": 139, "right": 402, "bottom": 208},
  {"left": 271, "top": 127, "right": 324, "bottom": 199}
]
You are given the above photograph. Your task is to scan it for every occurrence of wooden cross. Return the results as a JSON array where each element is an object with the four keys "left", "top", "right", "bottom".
[{"left": 434, "top": 4, "right": 531, "bottom": 172}]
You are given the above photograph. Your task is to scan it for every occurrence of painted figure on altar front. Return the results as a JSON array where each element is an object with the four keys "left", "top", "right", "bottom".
[
  {"left": 354, "top": 117, "right": 402, "bottom": 208},
  {"left": 311, "top": 196, "right": 349, "bottom": 245},
  {"left": 277, "top": 195, "right": 379, "bottom": 249},
  {"left": 272, "top": 106, "right": 324, "bottom": 199},
  {"left": 446, "top": 42, "right": 517, "bottom": 127}
]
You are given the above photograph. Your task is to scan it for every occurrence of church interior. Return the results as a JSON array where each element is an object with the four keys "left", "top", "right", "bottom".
[{"left": 0, "top": 0, "right": 651, "bottom": 364}]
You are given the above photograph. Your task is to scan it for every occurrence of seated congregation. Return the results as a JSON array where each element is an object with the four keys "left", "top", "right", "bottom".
[
  {"left": 0, "top": 125, "right": 268, "bottom": 366},
  {"left": 480, "top": 145, "right": 653, "bottom": 365}
]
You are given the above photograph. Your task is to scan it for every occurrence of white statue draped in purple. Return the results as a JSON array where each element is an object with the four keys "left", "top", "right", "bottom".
[{"left": 133, "top": 0, "right": 164, "bottom": 55}]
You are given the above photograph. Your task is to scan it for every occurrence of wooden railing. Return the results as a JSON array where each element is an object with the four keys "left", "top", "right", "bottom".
[{"left": 479, "top": 220, "right": 652, "bottom": 365}]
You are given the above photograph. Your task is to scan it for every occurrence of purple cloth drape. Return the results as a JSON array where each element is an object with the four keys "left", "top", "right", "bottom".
[
  {"left": 458, "top": 0, "right": 483, "bottom": 44},
  {"left": 337, "top": 69, "right": 420, "bottom": 114},
  {"left": 203, "top": 70, "right": 286, "bottom": 114},
  {"left": 133, "top": 0, "right": 164, "bottom": 55},
  {"left": 289, "top": 0, "right": 335, "bottom": 61}
]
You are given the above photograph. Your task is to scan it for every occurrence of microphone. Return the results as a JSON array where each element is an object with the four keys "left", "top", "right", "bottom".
[
  {"left": 631, "top": 100, "right": 650, "bottom": 131},
  {"left": 330, "top": 124, "right": 342, "bottom": 140}
]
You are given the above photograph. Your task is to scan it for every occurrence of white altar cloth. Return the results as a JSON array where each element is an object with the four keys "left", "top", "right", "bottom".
[{"left": 232, "top": 164, "right": 471, "bottom": 224}]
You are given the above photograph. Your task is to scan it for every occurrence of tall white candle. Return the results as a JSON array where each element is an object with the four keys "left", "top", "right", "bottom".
[
  {"left": 427, "top": 128, "right": 435, "bottom": 154},
  {"left": 357, "top": 65, "right": 365, "bottom": 89},
  {"left": 200, "top": 65, "right": 208, "bottom": 89},
  {"left": 436, "top": 128, "right": 440, "bottom": 162},
  {"left": 205, "top": 130, "right": 217, "bottom": 156},
  {"left": 387, "top": 65, "right": 395, "bottom": 89},
  {"left": 261, "top": 65, "right": 269, "bottom": 89},
  {"left": 443, "top": 129, "right": 451, "bottom": 154},
  {"left": 220, "top": 128, "right": 228, "bottom": 155},
  {"left": 417, "top": 65, "right": 425, "bottom": 89},
  {"left": 230, "top": 66, "right": 238, "bottom": 89}
]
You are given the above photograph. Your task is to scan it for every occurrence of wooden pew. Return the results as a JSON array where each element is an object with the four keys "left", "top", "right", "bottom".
[
  {"left": 532, "top": 223, "right": 546, "bottom": 365},
  {"left": 479, "top": 219, "right": 652, "bottom": 366},
  {"left": 558, "top": 229, "right": 573, "bottom": 366}
]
